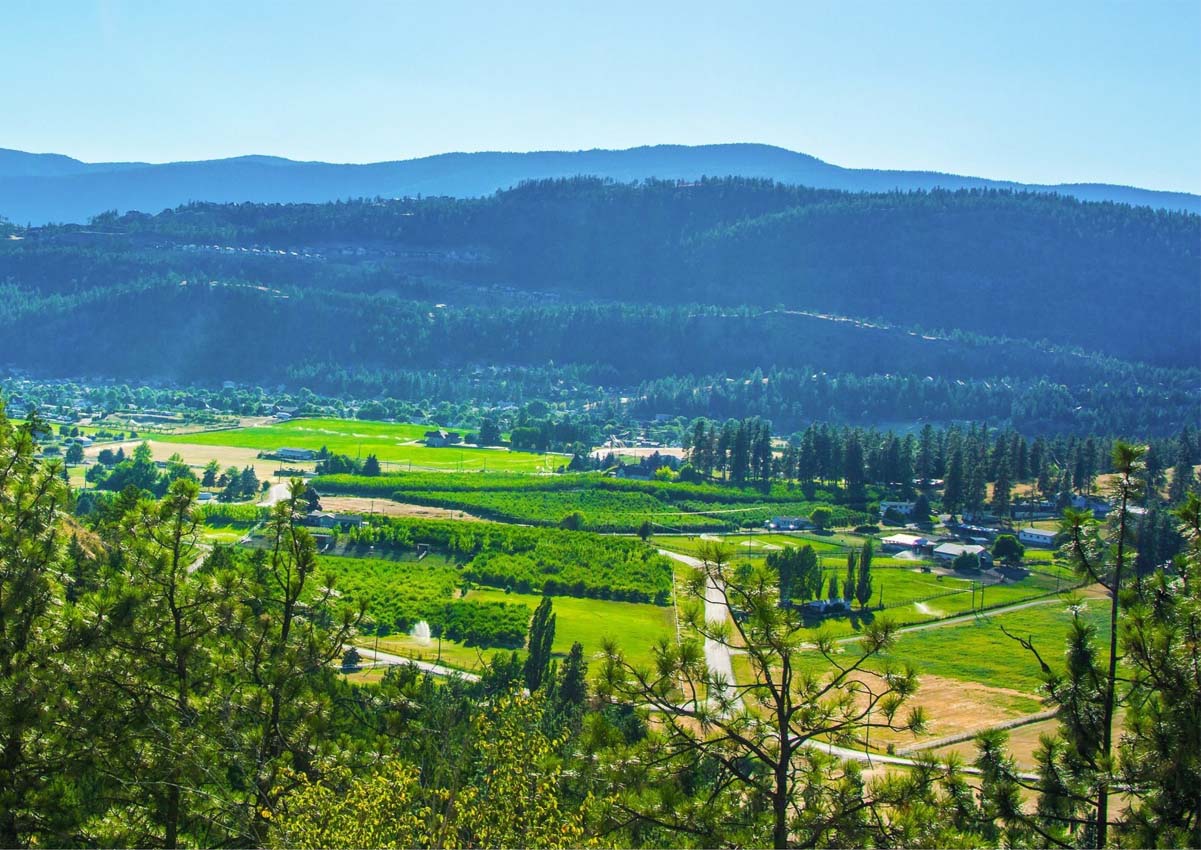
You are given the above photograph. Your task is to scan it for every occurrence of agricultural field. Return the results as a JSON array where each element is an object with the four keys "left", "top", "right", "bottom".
[
  {"left": 315, "top": 472, "right": 869, "bottom": 533},
  {"left": 156, "top": 417, "right": 559, "bottom": 472},
  {"left": 796, "top": 594, "right": 1110, "bottom": 695},
  {"left": 356, "top": 578, "right": 677, "bottom": 676},
  {"left": 468, "top": 587, "right": 677, "bottom": 670},
  {"left": 319, "top": 553, "right": 532, "bottom": 648},
  {"left": 83, "top": 439, "right": 293, "bottom": 484},
  {"left": 338, "top": 517, "right": 675, "bottom": 603}
]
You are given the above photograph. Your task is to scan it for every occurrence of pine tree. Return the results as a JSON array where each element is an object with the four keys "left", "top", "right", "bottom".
[{"left": 556, "top": 641, "right": 587, "bottom": 710}]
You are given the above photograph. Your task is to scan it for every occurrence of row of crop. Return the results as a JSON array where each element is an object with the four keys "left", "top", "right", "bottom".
[
  {"left": 311, "top": 471, "right": 852, "bottom": 506},
  {"left": 394, "top": 488, "right": 728, "bottom": 533},
  {"left": 316, "top": 554, "right": 530, "bottom": 648},
  {"left": 197, "top": 503, "right": 269, "bottom": 525},
  {"left": 340, "top": 516, "right": 675, "bottom": 604}
]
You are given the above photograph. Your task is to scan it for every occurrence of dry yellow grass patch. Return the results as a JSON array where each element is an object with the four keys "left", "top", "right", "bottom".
[{"left": 318, "top": 495, "right": 482, "bottom": 521}]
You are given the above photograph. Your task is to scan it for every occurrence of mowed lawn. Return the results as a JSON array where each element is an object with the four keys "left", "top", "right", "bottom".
[
  {"left": 362, "top": 588, "right": 677, "bottom": 677},
  {"left": 466, "top": 587, "right": 677, "bottom": 671},
  {"left": 156, "top": 417, "right": 560, "bottom": 472}
]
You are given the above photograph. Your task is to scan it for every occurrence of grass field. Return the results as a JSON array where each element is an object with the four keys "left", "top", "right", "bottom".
[
  {"left": 156, "top": 418, "right": 559, "bottom": 472},
  {"left": 796, "top": 595, "right": 1111, "bottom": 694},
  {"left": 360, "top": 588, "right": 676, "bottom": 677},
  {"left": 468, "top": 587, "right": 676, "bottom": 669}
]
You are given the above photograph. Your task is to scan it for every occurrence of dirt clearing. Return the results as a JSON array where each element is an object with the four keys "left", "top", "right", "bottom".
[{"left": 317, "top": 496, "right": 482, "bottom": 521}]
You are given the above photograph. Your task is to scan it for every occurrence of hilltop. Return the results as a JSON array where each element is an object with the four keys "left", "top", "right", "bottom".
[{"left": 1, "top": 142, "right": 1197, "bottom": 225}]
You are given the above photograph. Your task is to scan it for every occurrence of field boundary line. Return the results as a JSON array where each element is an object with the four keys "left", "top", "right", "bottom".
[{"left": 895, "top": 708, "right": 1058, "bottom": 754}]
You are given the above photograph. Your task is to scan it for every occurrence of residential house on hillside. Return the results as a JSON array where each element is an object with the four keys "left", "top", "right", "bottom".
[
  {"left": 303, "top": 511, "right": 364, "bottom": 530},
  {"left": 879, "top": 500, "right": 916, "bottom": 517}
]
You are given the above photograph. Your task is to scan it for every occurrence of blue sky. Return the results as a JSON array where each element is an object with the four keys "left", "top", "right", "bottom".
[{"left": 3, "top": 1, "right": 1199, "bottom": 192}]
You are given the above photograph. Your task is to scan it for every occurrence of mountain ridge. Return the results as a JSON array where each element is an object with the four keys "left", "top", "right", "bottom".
[{"left": 1, "top": 143, "right": 1196, "bottom": 224}]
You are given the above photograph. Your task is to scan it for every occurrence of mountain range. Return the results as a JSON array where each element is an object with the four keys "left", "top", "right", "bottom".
[{"left": 2, "top": 143, "right": 1197, "bottom": 225}]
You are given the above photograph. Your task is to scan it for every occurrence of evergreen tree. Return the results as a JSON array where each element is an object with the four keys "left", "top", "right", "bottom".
[
  {"left": 843, "top": 549, "right": 856, "bottom": 604},
  {"left": 556, "top": 641, "right": 587, "bottom": 710},
  {"left": 361, "top": 453, "right": 382, "bottom": 476},
  {"left": 523, "top": 596, "right": 556, "bottom": 692},
  {"left": 855, "top": 541, "right": 874, "bottom": 609}
]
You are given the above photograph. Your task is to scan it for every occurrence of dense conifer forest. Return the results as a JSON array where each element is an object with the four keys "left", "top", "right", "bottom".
[{"left": 2, "top": 178, "right": 1197, "bottom": 435}]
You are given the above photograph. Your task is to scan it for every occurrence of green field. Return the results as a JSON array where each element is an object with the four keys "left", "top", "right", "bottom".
[
  {"left": 156, "top": 418, "right": 560, "bottom": 472},
  {"left": 468, "top": 587, "right": 676, "bottom": 669},
  {"left": 361, "top": 588, "right": 676, "bottom": 677},
  {"left": 796, "top": 595, "right": 1111, "bottom": 694}
]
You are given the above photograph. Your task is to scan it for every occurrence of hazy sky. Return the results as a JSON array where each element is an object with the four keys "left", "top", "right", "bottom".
[{"left": 4, "top": 1, "right": 1199, "bottom": 192}]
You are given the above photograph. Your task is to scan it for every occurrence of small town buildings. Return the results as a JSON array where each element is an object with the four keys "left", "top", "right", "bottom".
[
  {"left": 277, "top": 447, "right": 316, "bottom": 461},
  {"left": 1018, "top": 527, "right": 1057, "bottom": 547}
]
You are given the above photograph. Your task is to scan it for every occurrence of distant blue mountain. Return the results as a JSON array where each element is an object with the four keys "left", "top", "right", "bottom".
[{"left": 1, "top": 143, "right": 1196, "bottom": 224}]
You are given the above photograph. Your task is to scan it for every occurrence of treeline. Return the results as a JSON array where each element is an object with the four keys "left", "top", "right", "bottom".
[{"left": 684, "top": 418, "right": 1201, "bottom": 515}]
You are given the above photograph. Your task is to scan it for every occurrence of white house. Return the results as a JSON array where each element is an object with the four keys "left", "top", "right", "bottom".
[
  {"left": 880, "top": 501, "right": 916, "bottom": 517},
  {"left": 1019, "top": 527, "right": 1057, "bottom": 547},
  {"left": 880, "top": 533, "right": 928, "bottom": 551},
  {"left": 933, "top": 542, "right": 992, "bottom": 566}
]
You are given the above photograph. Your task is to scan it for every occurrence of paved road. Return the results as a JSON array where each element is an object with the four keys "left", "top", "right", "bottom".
[
  {"left": 354, "top": 645, "right": 481, "bottom": 682},
  {"left": 659, "top": 549, "right": 737, "bottom": 704}
]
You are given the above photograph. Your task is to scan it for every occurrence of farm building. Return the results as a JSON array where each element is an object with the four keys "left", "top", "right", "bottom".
[
  {"left": 879, "top": 500, "right": 916, "bottom": 517},
  {"left": 1018, "top": 527, "right": 1057, "bottom": 547},
  {"left": 424, "top": 429, "right": 450, "bottom": 447},
  {"left": 766, "top": 516, "right": 812, "bottom": 531},
  {"left": 880, "top": 532, "right": 928, "bottom": 552},
  {"left": 277, "top": 447, "right": 316, "bottom": 461},
  {"left": 303, "top": 511, "right": 364, "bottom": 529},
  {"left": 933, "top": 542, "right": 993, "bottom": 566}
]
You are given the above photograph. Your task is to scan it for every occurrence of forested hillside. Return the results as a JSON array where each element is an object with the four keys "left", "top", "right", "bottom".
[
  {"left": 3, "top": 142, "right": 1197, "bottom": 225},
  {"left": 2, "top": 178, "right": 1197, "bottom": 434}
]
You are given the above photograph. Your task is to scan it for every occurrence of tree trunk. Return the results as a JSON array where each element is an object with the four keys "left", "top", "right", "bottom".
[{"left": 1096, "top": 474, "right": 1130, "bottom": 847}]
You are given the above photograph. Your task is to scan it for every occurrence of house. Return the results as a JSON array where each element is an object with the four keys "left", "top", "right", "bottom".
[
  {"left": 1069, "top": 494, "right": 1112, "bottom": 518},
  {"left": 933, "top": 542, "right": 992, "bottom": 566},
  {"left": 879, "top": 501, "right": 916, "bottom": 517},
  {"left": 880, "top": 533, "right": 928, "bottom": 552},
  {"left": 1018, "top": 527, "right": 1057, "bottom": 547},
  {"left": 277, "top": 447, "right": 316, "bottom": 461},
  {"left": 766, "top": 516, "right": 812, "bottom": 531},
  {"left": 303, "top": 511, "right": 364, "bottom": 530},
  {"left": 424, "top": 429, "right": 450, "bottom": 447},
  {"left": 803, "top": 598, "right": 847, "bottom": 614}
]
